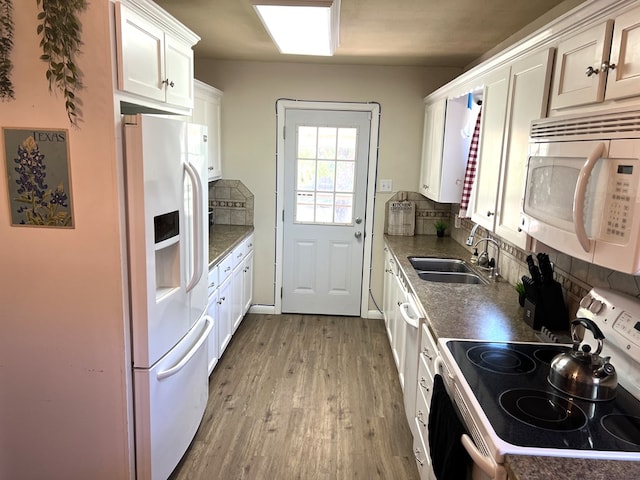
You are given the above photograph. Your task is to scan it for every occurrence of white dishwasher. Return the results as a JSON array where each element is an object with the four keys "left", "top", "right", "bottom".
[{"left": 400, "top": 291, "right": 421, "bottom": 437}]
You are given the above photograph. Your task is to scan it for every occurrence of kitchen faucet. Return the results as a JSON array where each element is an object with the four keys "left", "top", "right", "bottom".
[
  {"left": 466, "top": 223, "right": 481, "bottom": 246},
  {"left": 473, "top": 237, "right": 500, "bottom": 280}
]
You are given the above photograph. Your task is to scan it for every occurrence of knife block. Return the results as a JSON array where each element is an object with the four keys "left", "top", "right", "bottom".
[
  {"left": 523, "top": 298, "right": 541, "bottom": 330},
  {"left": 521, "top": 276, "right": 569, "bottom": 332}
]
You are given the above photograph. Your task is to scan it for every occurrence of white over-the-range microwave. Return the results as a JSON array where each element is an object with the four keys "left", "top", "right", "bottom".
[{"left": 520, "top": 106, "right": 640, "bottom": 275}]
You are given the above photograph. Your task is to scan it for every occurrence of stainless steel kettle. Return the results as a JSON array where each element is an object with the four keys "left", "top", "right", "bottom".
[{"left": 547, "top": 318, "right": 617, "bottom": 401}]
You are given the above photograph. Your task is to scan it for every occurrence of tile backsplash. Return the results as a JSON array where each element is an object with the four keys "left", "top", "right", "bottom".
[
  {"left": 208, "top": 179, "right": 254, "bottom": 226},
  {"left": 384, "top": 191, "right": 640, "bottom": 318},
  {"left": 449, "top": 208, "right": 640, "bottom": 318}
]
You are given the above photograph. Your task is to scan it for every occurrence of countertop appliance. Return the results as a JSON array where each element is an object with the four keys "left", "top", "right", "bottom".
[
  {"left": 437, "top": 287, "right": 640, "bottom": 480},
  {"left": 520, "top": 106, "right": 640, "bottom": 274},
  {"left": 123, "top": 114, "right": 212, "bottom": 480}
]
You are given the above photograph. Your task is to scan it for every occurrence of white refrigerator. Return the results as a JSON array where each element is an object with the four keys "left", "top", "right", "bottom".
[{"left": 123, "top": 114, "right": 212, "bottom": 480}]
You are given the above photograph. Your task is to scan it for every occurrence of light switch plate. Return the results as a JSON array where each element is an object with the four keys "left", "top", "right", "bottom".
[{"left": 379, "top": 179, "right": 392, "bottom": 192}]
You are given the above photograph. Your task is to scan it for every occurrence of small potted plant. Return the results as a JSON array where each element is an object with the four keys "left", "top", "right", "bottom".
[
  {"left": 434, "top": 219, "right": 448, "bottom": 237},
  {"left": 515, "top": 281, "right": 526, "bottom": 307}
]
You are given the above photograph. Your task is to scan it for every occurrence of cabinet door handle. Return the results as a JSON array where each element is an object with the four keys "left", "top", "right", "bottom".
[
  {"left": 416, "top": 410, "right": 427, "bottom": 427},
  {"left": 422, "top": 347, "right": 433, "bottom": 360},
  {"left": 601, "top": 60, "right": 616, "bottom": 72},
  {"left": 419, "top": 377, "right": 430, "bottom": 389},
  {"left": 162, "top": 78, "right": 175, "bottom": 88},
  {"left": 414, "top": 448, "right": 424, "bottom": 467},
  {"left": 585, "top": 65, "right": 600, "bottom": 77},
  {"left": 487, "top": 210, "right": 494, "bottom": 217}
]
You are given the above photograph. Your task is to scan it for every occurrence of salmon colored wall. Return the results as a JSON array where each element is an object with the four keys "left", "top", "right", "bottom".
[{"left": 0, "top": 1, "right": 133, "bottom": 478}]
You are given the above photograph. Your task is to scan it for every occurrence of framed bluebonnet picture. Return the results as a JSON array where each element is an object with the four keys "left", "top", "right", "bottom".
[{"left": 3, "top": 128, "right": 74, "bottom": 228}]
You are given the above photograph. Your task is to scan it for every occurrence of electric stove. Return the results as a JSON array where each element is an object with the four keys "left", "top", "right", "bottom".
[{"left": 437, "top": 287, "right": 640, "bottom": 475}]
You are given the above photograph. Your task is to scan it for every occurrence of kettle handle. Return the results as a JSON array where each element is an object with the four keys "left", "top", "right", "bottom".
[{"left": 571, "top": 318, "right": 604, "bottom": 354}]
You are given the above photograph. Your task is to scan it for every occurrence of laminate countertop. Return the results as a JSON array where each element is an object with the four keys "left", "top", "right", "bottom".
[
  {"left": 383, "top": 234, "right": 640, "bottom": 480},
  {"left": 208, "top": 224, "right": 254, "bottom": 267}
]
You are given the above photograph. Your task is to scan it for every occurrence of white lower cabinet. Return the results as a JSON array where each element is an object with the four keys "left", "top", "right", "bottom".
[
  {"left": 206, "top": 233, "right": 254, "bottom": 376},
  {"left": 413, "top": 430, "right": 435, "bottom": 480},
  {"left": 382, "top": 247, "right": 396, "bottom": 343},
  {"left": 242, "top": 250, "right": 254, "bottom": 314},
  {"left": 231, "top": 262, "right": 244, "bottom": 334},
  {"left": 382, "top": 243, "right": 436, "bottom": 479},
  {"left": 392, "top": 272, "right": 408, "bottom": 387},
  {"left": 413, "top": 323, "right": 438, "bottom": 480},
  {"left": 206, "top": 292, "right": 219, "bottom": 375},
  {"left": 216, "top": 270, "right": 233, "bottom": 358}
]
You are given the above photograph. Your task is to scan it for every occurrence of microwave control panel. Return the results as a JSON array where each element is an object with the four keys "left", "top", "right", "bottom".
[{"left": 601, "top": 159, "right": 638, "bottom": 243}]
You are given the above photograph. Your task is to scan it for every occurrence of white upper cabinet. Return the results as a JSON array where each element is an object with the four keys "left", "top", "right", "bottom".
[
  {"left": 163, "top": 36, "right": 195, "bottom": 108},
  {"left": 192, "top": 80, "right": 223, "bottom": 181},
  {"left": 115, "top": 0, "right": 199, "bottom": 110},
  {"left": 418, "top": 99, "right": 446, "bottom": 201},
  {"left": 471, "top": 49, "right": 554, "bottom": 248},
  {"left": 495, "top": 49, "right": 553, "bottom": 247},
  {"left": 550, "top": 4, "right": 640, "bottom": 110},
  {"left": 470, "top": 67, "right": 510, "bottom": 232},
  {"left": 605, "top": 6, "right": 640, "bottom": 101},
  {"left": 419, "top": 95, "right": 473, "bottom": 203}
]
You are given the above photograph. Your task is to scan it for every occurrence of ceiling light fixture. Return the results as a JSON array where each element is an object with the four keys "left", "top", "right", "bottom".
[{"left": 251, "top": 0, "right": 341, "bottom": 56}]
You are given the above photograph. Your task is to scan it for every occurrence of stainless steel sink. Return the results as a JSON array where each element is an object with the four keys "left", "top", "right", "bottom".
[
  {"left": 408, "top": 257, "right": 474, "bottom": 273},
  {"left": 408, "top": 256, "right": 487, "bottom": 285},
  {"left": 416, "top": 271, "right": 487, "bottom": 284}
]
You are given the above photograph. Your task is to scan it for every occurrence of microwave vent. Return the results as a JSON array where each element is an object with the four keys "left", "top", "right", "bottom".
[{"left": 530, "top": 108, "right": 640, "bottom": 142}]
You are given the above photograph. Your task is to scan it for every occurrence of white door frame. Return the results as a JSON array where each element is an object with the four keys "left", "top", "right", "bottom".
[{"left": 274, "top": 100, "right": 380, "bottom": 317}]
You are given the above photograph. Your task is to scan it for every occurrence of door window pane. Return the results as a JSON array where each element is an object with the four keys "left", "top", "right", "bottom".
[
  {"left": 316, "top": 193, "right": 334, "bottom": 223},
  {"left": 298, "top": 127, "right": 317, "bottom": 159},
  {"left": 335, "top": 194, "right": 353, "bottom": 223},
  {"left": 336, "top": 161, "right": 355, "bottom": 192},
  {"left": 337, "top": 128, "right": 357, "bottom": 160},
  {"left": 296, "top": 192, "right": 315, "bottom": 222},
  {"left": 297, "top": 160, "right": 316, "bottom": 190},
  {"left": 316, "top": 161, "right": 335, "bottom": 191},
  {"left": 318, "top": 127, "right": 337, "bottom": 159}
]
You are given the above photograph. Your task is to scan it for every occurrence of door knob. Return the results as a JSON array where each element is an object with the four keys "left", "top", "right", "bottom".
[{"left": 354, "top": 231, "right": 362, "bottom": 239}]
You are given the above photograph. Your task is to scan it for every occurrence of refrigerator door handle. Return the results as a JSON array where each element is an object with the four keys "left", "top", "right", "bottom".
[
  {"left": 157, "top": 315, "right": 213, "bottom": 380},
  {"left": 184, "top": 160, "right": 204, "bottom": 293}
]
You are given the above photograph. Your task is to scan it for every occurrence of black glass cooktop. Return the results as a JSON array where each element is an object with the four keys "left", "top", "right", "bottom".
[{"left": 445, "top": 340, "right": 640, "bottom": 452}]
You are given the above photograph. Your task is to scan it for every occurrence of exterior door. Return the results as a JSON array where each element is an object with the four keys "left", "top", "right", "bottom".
[{"left": 282, "top": 109, "right": 371, "bottom": 315}]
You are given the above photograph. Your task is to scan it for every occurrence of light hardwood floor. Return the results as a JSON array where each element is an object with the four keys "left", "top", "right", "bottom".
[{"left": 169, "top": 313, "right": 419, "bottom": 480}]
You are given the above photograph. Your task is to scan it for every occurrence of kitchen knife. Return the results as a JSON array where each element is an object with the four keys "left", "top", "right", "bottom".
[
  {"left": 526, "top": 255, "right": 542, "bottom": 285},
  {"left": 537, "top": 253, "right": 554, "bottom": 285}
]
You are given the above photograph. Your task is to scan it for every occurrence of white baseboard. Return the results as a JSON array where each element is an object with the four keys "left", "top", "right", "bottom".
[
  {"left": 248, "top": 304, "right": 276, "bottom": 315},
  {"left": 246, "top": 305, "right": 383, "bottom": 319}
]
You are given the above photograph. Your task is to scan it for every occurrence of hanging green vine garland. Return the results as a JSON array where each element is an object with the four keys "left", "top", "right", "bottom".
[
  {"left": 0, "top": 0, "right": 14, "bottom": 100},
  {"left": 36, "top": 0, "right": 87, "bottom": 125}
]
